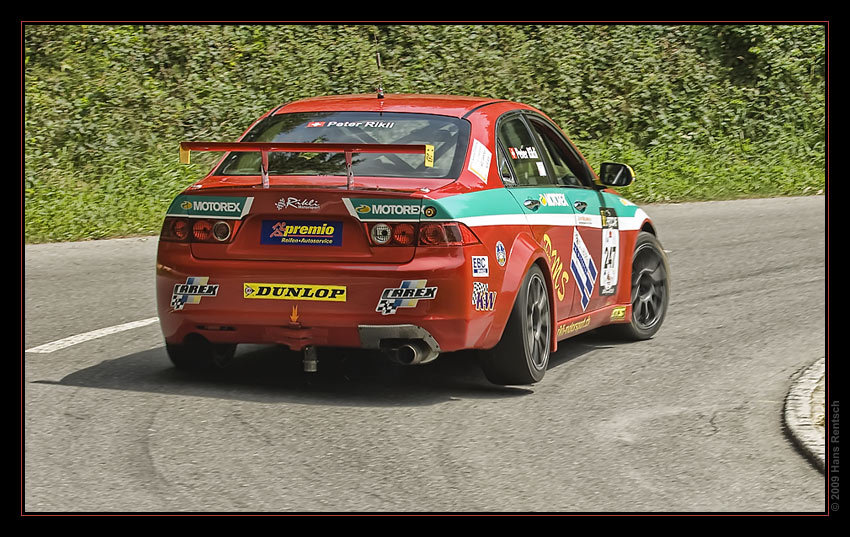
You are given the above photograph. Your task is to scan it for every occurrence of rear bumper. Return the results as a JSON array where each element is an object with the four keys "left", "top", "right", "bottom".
[{"left": 156, "top": 241, "right": 496, "bottom": 353}]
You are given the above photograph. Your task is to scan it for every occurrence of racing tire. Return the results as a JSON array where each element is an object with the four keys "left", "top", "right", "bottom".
[
  {"left": 166, "top": 333, "right": 237, "bottom": 371},
  {"left": 608, "top": 231, "right": 670, "bottom": 340},
  {"left": 480, "top": 264, "right": 551, "bottom": 385}
]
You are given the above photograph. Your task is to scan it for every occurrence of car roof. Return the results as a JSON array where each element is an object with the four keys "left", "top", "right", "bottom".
[{"left": 274, "top": 93, "right": 508, "bottom": 118}]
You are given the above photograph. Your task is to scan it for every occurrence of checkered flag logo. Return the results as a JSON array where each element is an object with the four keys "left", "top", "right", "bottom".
[
  {"left": 376, "top": 299, "right": 399, "bottom": 315},
  {"left": 170, "top": 295, "right": 186, "bottom": 310}
]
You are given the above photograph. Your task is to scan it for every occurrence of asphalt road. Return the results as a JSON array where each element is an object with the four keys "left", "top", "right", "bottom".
[{"left": 23, "top": 196, "right": 826, "bottom": 513}]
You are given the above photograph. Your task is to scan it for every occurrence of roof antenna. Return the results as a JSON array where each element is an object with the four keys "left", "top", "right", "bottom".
[{"left": 374, "top": 32, "right": 384, "bottom": 99}]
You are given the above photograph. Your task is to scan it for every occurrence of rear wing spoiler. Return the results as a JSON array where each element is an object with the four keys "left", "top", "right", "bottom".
[{"left": 179, "top": 141, "right": 435, "bottom": 189}]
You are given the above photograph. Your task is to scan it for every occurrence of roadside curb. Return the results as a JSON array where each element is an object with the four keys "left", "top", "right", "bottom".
[{"left": 783, "top": 357, "right": 825, "bottom": 473}]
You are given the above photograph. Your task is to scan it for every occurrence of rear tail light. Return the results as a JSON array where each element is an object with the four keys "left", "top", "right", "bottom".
[
  {"left": 192, "top": 220, "right": 212, "bottom": 242},
  {"left": 161, "top": 217, "right": 241, "bottom": 243},
  {"left": 392, "top": 223, "right": 416, "bottom": 246},
  {"left": 369, "top": 223, "right": 393, "bottom": 245},
  {"left": 419, "top": 222, "right": 478, "bottom": 247},
  {"left": 364, "top": 222, "right": 479, "bottom": 247},
  {"left": 212, "top": 221, "right": 232, "bottom": 241}
]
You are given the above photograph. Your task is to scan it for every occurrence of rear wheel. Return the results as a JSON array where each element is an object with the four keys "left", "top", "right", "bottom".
[
  {"left": 166, "top": 333, "right": 237, "bottom": 371},
  {"left": 481, "top": 264, "right": 551, "bottom": 385},
  {"left": 610, "top": 232, "right": 670, "bottom": 340}
]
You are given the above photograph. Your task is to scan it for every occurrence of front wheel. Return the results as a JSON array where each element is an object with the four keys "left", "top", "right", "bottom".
[
  {"left": 610, "top": 232, "right": 670, "bottom": 340},
  {"left": 480, "top": 264, "right": 551, "bottom": 385}
]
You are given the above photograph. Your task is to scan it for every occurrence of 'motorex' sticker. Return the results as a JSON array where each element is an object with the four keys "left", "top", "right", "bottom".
[
  {"left": 343, "top": 198, "right": 425, "bottom": 221},
  {"left": 167, "top": 195, "right": 253, "bottom": 219}
]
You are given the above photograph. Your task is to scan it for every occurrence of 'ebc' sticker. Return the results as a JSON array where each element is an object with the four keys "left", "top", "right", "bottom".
[
  {"left": 472, "top": 256, "right": 489, "bottom": 277},
  {"left": 261, "top": 220, "right": 343, "bottom": 246},
  {"left": 167, "top": 195, "right": 253, "bottom": 219},
  {"left": 570, "top": 229, "right": 598, "bottom": 311},
  {"left": 599, "top": 208, "right": 620, "bottom": 296},
  {"left": 376, "top": 280, "right": 438, "bottom": 315},
  {"left": 171, "top": 277, "right": 219, "bottom": 310}
]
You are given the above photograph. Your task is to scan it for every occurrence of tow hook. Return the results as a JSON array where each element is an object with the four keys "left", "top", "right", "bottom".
[{"left": 303, "top": 345, "right": 318, "bottom": 373}]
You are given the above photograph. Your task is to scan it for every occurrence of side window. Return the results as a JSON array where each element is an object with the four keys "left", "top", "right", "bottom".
[
  {"left": 497, "top": 116, "right": 552, "bottom": 187},
  {"left": 528, "top": 117, "right": 591, "bottom": 188},
  {"left": 497, "top": 146, "right": 517, "bottom": 186}
]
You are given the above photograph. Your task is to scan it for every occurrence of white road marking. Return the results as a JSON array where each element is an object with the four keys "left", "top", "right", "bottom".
[{"left": 26, "top": 317, "right": 159, "bottom": 354}]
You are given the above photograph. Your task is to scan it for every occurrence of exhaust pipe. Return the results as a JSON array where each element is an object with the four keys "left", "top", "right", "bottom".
[
  {"left": 386, "top": 340, "right": 438, "bottom": 366},
  {"left": 303, "top": 345, "right": 318, "bottom": 372},
  {"left": 358, "top": 325, "right": 441, "bottom": 366}
]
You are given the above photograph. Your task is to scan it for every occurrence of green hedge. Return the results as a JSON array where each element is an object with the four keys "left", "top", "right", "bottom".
[{"left": 24, "top": 24, "right": 826, "bottom": 242}]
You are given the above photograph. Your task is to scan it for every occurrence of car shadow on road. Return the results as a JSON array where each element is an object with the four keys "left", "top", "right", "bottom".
[{"left": 32, "top": 331, "right": 618, "bottom": 408}]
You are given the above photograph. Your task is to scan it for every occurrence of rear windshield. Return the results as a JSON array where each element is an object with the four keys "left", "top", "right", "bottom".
[{"left": 216, "top": 112, "right": 470, "bottom": 179}]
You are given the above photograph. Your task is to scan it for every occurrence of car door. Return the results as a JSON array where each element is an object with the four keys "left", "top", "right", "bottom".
[
  {"left": 496, "top": 113, "right": 577, "bottom": 321},
  {"left": 524, "top": 114, "right": 617, "bottom": 317}
]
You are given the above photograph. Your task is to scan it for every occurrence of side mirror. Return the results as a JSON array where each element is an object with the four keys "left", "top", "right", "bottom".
[{"left": 599, "top": 162, "right": 636, "bottom": 187}]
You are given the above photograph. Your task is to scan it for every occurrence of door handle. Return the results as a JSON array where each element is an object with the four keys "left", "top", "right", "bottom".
[
  {"left": 524, "top": 199, "right": 541, "bottom": 211},
  {"left": 574, "top": 200, "right": 587, "bottom": 212}
]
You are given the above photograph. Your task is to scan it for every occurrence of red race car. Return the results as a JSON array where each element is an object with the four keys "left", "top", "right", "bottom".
[{"left": 156, "top": 93, "right": 670, "bottom": 385}]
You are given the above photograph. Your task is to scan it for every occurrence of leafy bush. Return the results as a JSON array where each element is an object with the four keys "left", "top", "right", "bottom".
[{"left": 24, "top": 24, "right": 825, "bottom": 242}]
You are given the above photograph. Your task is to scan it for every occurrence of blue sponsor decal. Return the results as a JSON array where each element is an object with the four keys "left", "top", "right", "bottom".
[
  {"left": 261, "top": 220, "right": 343, "bottom": 246},
  {"left": 569, "top": 229, "right": 598, "bottom": 311}
]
